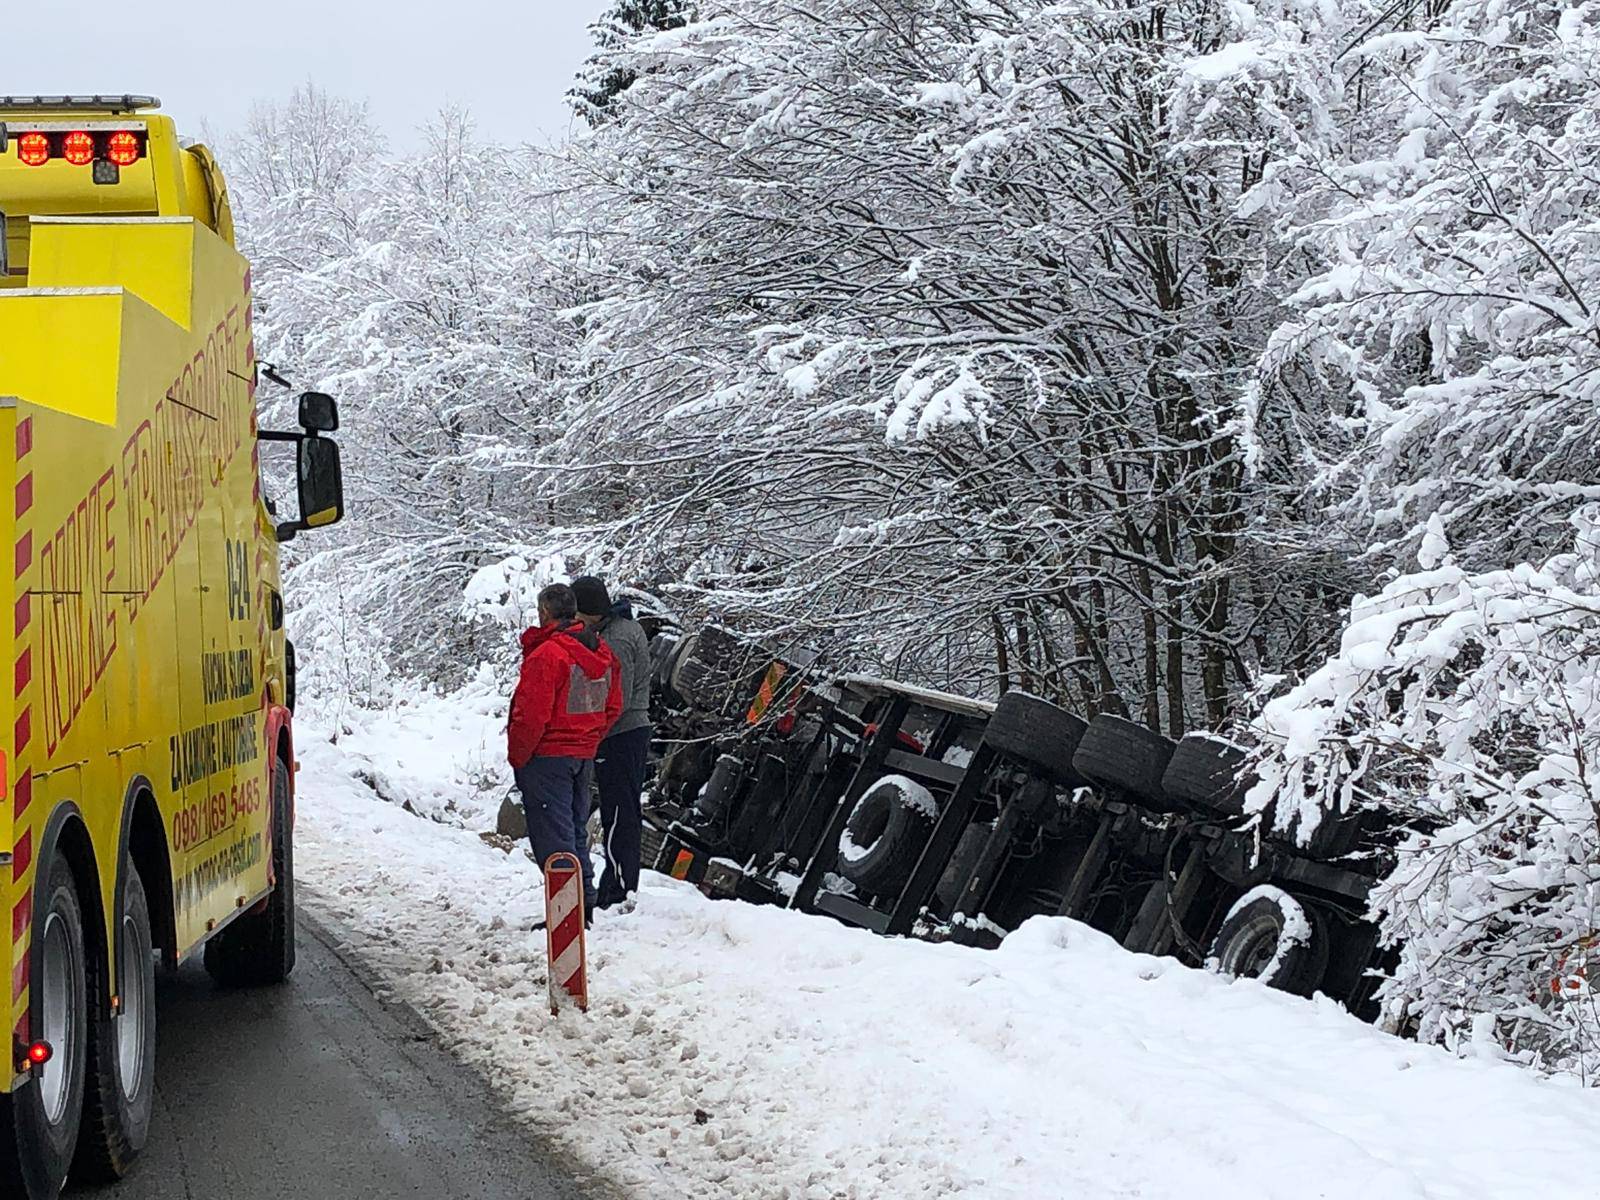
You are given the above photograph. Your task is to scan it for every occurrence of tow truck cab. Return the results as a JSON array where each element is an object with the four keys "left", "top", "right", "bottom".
[{"left": 0, "top": 95, "right": 343, "bottom": 1198}]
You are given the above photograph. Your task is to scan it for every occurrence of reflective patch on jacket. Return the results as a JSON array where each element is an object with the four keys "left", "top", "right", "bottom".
[{"left": 569, "top": 665, "right": 613, "bottom": 715}]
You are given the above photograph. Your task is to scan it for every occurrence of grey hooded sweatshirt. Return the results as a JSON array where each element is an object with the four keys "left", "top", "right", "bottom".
[{"left": 598, "top": 604, "right": 653, "bottom": 739}]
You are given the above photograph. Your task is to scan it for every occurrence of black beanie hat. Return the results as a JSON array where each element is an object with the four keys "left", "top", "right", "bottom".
[{"left": 571, "top": 575, "right": 611, "bottom": 616}]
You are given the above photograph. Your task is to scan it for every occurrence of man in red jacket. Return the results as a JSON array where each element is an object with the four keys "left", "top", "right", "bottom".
[{"left": 507, "top": 583, "right": 623, "bottom": 920}]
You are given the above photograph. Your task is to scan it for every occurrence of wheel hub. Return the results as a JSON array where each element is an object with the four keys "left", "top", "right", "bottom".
[
  {"left": 117, "top": 910, "right": 151, "bottom": 1097},
  {"left": 38, "top": 910, "right": 80, "bottom": 1124},
  {"left": 1223, "top": 914, "right": 1282, "bottom": 980}
]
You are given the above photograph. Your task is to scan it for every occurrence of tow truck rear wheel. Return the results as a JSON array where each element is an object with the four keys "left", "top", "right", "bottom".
[
  {"left": 74, "top": 859, "right": 156, "bottom": 1181},
  {"left": 204, "top": 758, "right": 296, "bottom": 987},
  {"left": 0, "top": 853, "right": 90, "bottom": 1200}
]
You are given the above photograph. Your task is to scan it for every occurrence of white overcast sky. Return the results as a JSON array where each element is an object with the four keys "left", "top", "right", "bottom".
[{"left": 8, "top": 0, "right": 608, "bottom": 148}]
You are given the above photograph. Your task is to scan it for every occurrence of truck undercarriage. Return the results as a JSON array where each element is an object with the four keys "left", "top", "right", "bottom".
[{"left": 636, "top": 621, "right": 1393, "bottom": 1017}]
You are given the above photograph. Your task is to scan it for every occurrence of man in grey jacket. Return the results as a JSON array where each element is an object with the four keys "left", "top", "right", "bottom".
[{"left": 573, "top": 576, "right": 653, "bottom": 910}]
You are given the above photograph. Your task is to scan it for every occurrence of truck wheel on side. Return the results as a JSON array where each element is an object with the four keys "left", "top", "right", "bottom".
[
  {"left": 1162, "top": 734, "right": 1255, "bottom": 816},
  {"left": 0, "top": 853, "right": 90, "bottom": 1200},
  {"left": 836, "top": 775, "right": 937, "bottom": 896},
  {"left": 1206, "top": 886, "right": 1329, "bottom": 997},
  {"left": 640, "top": 819, "right": 669, "bottom": 873},
  {"left": 669, "top": 625, "right": 757, "bottom": 713},
  {"left": 1071, "top": 716, "right": 1180, "bottom": 811},
  {"left": 205, "top": 758, "right": 296, "bottom": 987},
  {"left": 983, "top": 693, "right": 1089, "bottom": 786},
  {"left": 649, "top": 632, "right": 680, "bottom": 692},
  {"left": 74, "top": 860, "right": 156, "bottom": 1181}
]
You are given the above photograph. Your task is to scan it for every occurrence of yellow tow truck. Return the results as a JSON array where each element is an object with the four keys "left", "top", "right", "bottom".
[{"left": 0, "top": 95, "right": 345, "bottom": 1196}]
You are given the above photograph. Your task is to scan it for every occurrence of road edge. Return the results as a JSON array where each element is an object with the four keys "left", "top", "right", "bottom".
[{"left": 299, "top": 895, "right": 629, "bottom": 1200}]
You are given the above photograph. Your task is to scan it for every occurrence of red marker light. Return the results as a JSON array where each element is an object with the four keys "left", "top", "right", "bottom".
[
  {"left": 17, "top": 132, "right": 50, "bottom": 167},
  {"left": 62, "top": 131, "right": 94, "bottom": 166},
  {"left": 106, "top": 130, "right": 141, "bottom": 167},
  {"left": 26, "top": 1041, "right": 51, "bottom": 1066}
]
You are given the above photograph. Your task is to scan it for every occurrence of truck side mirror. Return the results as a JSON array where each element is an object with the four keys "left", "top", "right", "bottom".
[
  {"left": 298, "top": 391, "right": 339, "bottom": 433},
  {"left": 297, "top": 435, "right": 344, "bottom": 530}
]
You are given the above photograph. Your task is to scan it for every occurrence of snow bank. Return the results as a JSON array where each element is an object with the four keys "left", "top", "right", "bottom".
[
  {"left": 296, "top": 709, "right": 1600, "bottom": 1200},
  {"left": 306, "top": 672, "right": 507, "bottom": 829}
]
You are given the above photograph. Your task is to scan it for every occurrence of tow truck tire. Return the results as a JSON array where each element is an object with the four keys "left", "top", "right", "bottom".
[
  {"left": 1205, "top": 887, "right": 1329, "bottom": 997},
  {"left": 1071, "top": 716, "right": 1180, "bottom": 811},
  {"left": 74, "top": 860, "right": 156, "bottom": 1182},
  {"left": 204, "top": 759, "right": 296, "bottom": 988},
  {"left": 983, "top": 693, "right": 1090, "bottom": 785},
  {"left": 837, "top": 776, "right": 936, "bottom": 896},
  {"left": 0, "top": 853, "right": 90, "bottom": 1200},
  {"left": 1162, "top": 734, "right": 1254, "bottom": 816}
]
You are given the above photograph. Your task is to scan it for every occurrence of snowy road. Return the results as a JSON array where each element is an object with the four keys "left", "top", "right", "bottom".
[
  {"left": 295, "top": 691, "right": 1600, "bottom": 1200},
  {"left": 76, "top": 914, "right": 600, "bottom": 1200}
]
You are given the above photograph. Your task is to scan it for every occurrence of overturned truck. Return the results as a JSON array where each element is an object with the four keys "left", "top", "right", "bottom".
[{"left": 640, "top": 624, "right": 1394, "bottom": 1015}]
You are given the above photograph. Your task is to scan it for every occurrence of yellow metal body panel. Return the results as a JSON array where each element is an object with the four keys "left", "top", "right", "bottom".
[{"left": 0, "top": 100, "right": 288, "bottom": 1082}]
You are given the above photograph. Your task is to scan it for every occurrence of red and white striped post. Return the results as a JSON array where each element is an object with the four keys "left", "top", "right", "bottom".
[{"left": 543, "top": 852, "right": 588, "bottom": 1015}]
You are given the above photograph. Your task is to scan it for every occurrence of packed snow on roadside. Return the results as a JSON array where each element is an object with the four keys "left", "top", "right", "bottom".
[{"left": 294, "top": 700, "right": 1600, "bottom": 1200}]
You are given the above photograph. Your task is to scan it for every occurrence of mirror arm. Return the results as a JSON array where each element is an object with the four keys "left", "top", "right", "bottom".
[
  {"left": 257, "top": 430, "right": 303, "bottom": 445},
  {"left": 274, "top": 521, "right": 302, "bottom": 543}
]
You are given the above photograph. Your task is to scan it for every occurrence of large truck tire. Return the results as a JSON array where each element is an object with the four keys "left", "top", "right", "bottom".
[
  {"left": 205, "top": 758, "right": 296, "bottom": 987},
  {"left": 1206, "top": 886, "right": 1329, "bottom": 997},
  {"left": 74, "top": 859, "right": 156, "bottom": 1181},
  {"left": 1072, "top": 716, "right": 1179, "bottom": 810},
  {"left": 669, "top": 625, "right": 762, "bottom": 714},
  {"left": 655, "top": 634, "right": 691, "bottom": 709},
  {"left": 649, "top": 631, "right": 678, "bottom": 685},
  {"left": 983, "top": 693, "right": 1090, "bottom": 786},
  {"left": 837, "top": 775, "right": 938, "bottom": 896},
  {"left": 0, "top": 853, "right": 90, "bottom": 1200},
  {"left": 649, "top": 632, "right": 682, "bottom": 703},
  {"left": 1162, "top": 734, "right": 1254, "bottom": 816},
  {"left": 640, "top": 819, "right": 669, "bottom": 873}
]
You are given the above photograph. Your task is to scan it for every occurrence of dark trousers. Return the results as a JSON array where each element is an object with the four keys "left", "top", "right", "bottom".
[
  {"left": 515, "top": 756, "right": 595, "bottom": 907},
  {"left": 594, "top": 725, "right": 652, "bottom": 908}
]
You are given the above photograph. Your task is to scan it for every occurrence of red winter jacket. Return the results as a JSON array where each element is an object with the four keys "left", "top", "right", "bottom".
[{"left": 506, "top": 622, "right": 623, "bottom": 767}]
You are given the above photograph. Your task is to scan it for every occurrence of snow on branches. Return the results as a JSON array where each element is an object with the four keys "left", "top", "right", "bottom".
[
  {"left": 1236, "top": 0, "right": 1600, "bottom": 1074},
  {"left": 1255, "top": 0, "right": 1600, "bottom": 568},
  {"left": 1248, "top": 507, "right": 1600, "bottom": 1073}
]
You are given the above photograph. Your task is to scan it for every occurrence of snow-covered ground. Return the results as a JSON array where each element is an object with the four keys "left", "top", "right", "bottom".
[{"left": 295, "top": 694, "right": 1600, "bottom": 1200}]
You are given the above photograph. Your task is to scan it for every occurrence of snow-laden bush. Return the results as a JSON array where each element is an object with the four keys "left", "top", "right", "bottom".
[
  {"left": 1248, "top": 508, "right": 1600, "bottom": 1075},
  {"left": 1236, "top": 0, "right": 1600, "bottom": 1078},
  {"left": 281, "top": 546, "right": 398, "bottom": 717},
  {"left": 461, "top": 553, "right": 570, "bottom": 635}
]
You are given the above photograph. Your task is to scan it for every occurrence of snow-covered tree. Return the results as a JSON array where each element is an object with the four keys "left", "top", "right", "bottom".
[
  {"left": 540, "top": 0, "right": 1355, "bottom": 725},
  {"left": 569, "top": 0, "right": 694, "bottom": 125},
  {"left": 1253, "top": 0, "right": 1600, "bottom": 570},
  {"left": 232, "top": 104, "right": 606, "bottom": 692},
  {"left": 1249, "top": 510, "right": 1600, "bottom": 1074},
  {"left": 1246, "top": 0, "right": 1600, "bottom": 1074}
]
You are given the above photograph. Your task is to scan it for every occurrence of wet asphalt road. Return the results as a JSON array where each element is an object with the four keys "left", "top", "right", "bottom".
[{"left": 74, "top": 913, "right": 598, "bottom": 1200}]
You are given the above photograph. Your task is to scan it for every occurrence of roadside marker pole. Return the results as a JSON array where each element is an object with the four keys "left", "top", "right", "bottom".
[{"left": 543, "top": 852, "right": 588, "bottom": 1015}]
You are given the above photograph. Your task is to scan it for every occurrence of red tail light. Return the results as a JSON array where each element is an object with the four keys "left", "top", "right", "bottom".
[
  {"left": 62, "top": 130, "right": 95, "bottom": 166},
  {"left": 106, "top": 130, "right": 141, "bottom": 166},
  {"left": 17, "top": 132, "right": 49, "bottom": 167}
]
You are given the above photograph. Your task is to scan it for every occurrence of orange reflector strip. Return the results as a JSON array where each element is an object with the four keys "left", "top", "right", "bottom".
[
  {"left": 670, "top": 850, "right": 694, "bottom": 880},
  {"left": 746, "top": 662, "right": 788, "bottom": 724}
]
